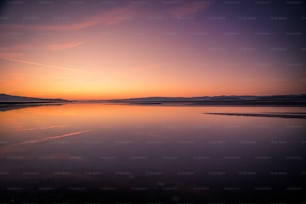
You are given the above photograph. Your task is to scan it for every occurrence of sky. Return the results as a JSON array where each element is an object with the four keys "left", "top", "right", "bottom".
[{"left": 0, "top": 0, "right": 305, "bottom": 100}]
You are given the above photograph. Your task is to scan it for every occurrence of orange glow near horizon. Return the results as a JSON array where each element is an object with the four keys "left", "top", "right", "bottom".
[
  {"left": 1, "top": 51, "right": 303, "bottom": 100},
  {"left": 1, "top": 56, "right": 304, "bottom": 100}
]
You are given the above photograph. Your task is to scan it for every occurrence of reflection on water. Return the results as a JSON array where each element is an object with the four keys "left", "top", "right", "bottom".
[
  {"left": 0, "top": 104, "right": 305, "bottom": 203},
  {"left": 205, "top": 112, "right": 306, "bottom": 119},
  {"left": 0, "top": 103, "right": 64, "bottom": 112}
]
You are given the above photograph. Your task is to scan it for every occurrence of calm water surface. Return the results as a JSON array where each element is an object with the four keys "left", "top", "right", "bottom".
[{"left": 0, "top": 104, "right": 305, "bottom": 203}]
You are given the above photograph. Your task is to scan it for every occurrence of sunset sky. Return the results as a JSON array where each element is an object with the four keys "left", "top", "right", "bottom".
[{"left": 0, "top": 0, "right": 305, "bottom": 100}]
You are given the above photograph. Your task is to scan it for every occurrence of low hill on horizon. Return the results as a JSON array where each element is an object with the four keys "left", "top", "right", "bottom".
[
  {"left": 0, "top": 94, "right": 69, "bottom": 103},
  {"left": 106, "top": 94, "right": 306, "bottom": 106},
  {"left": 1, "top": 93, "right": 306, "bottom": 106}
]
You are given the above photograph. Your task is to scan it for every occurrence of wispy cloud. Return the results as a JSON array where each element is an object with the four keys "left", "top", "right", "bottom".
[
  {"left": 47, "top": 41, "right": 84, "bottom": 50},
  {"left": 0, "top": 44, "right": 33, "bottom": 51},
  {"left": 169, "top": 1, "right": 213, "bottom": 18},
  {"left": 0, "top": 57, "right": 87, "bottom": 72},
  {"left": 1, "top": 6, "right": 135, "bottom": 31},
  {"left": 0, "top": 44, "right": 33, "bottom": 58},
  {"left": 0, "top": 2, "right": 213, "bottom": 33},
  {"left": 0, "top": 51, "right": 24, "bottom": 58}
]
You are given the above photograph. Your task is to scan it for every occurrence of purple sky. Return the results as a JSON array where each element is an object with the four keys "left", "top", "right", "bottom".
[{"left": 0, "top": 0, "right": 305, "bottom": 99}]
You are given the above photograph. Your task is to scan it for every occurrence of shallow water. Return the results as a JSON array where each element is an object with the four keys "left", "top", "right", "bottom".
[{"left": 0, "top": 103, "right": 306, "bottom": 203}]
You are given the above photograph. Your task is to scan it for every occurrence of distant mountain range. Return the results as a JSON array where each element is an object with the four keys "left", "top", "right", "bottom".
[
  {"left": 1, "top": 93, "right": 306, "bottom": 106},
  {"left": 0, "top": 94, "right": 69, "bottom": 103},
  {"left": 106, "top": 94, "right": 306, "bottom": 106}
]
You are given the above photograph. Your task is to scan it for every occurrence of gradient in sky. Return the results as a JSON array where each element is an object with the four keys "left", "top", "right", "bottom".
[{"left": 0, "top": 0, "right": 305, "bottom": 100}]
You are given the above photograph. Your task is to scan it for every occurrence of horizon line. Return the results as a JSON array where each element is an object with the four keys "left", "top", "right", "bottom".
[{"left": 1, "top": 92, "right": 306, "bottom": 101}]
